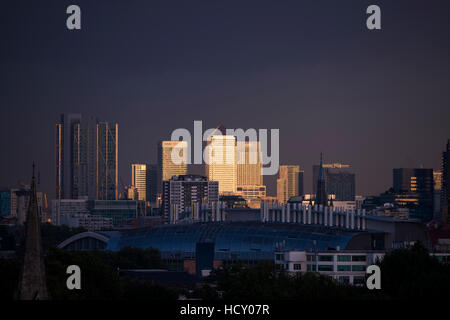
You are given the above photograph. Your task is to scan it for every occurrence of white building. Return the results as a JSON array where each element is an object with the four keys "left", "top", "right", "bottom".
[{"left": 275, "top": 249, "right": 385, "bottom": 286}]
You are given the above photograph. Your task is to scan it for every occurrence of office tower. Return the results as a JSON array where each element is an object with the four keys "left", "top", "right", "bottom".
[
  {"left": 56, "top": 114, "right": 119, "bottom": 200},
  {"left": 236, "top": 140, "right": 265, "bottom": 207},
  {"left": 277, "top": 165, "right": 300, "bottom": 203},
  {"left": 162, "top": 175, "right": 219, "bottom": 219},
  {"left": 315, "top": 154, "right": 328, "bottom": 206},
  {"left": 441, "top": 140, "right": 450, "bottom": 227},
  {"left": 158, "top": 141, "right": 188, "bottom": 192},
  {"left": 95, "top": 121, "right": 119, "bottom": 200},
  {"left": 0, "top": 188, "right": 11, "bottom": 217},
  {"left": 393, "top": 168, "right": 434, "bottom": 222},
  {"left": 131, "top": 164, "right": 157, "bottom": 203},
  {"left": 55, "top": 113, "right": 82, "bottom": 199},
  {"left": 205, "top": 135, "right": 237, "bottom": 194},
  {"left": 17, "top": 166, "right": 48, "bottom": 300},
  {"left": 298, "top": 170, "right": 304, "bottom": 197},
  {"left": 433, "top": 171, "right": 442, "bottom": 221},
  {"left": 312, "top": 162, "right": 354, "bottom": 201},
  {"left": 237, "top": 141, "right": 262, "bottom": 186}
]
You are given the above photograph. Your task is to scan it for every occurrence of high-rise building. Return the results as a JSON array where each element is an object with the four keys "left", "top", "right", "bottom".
[
  {"left": 235, "top": 140, "right": 265, "bottom": 207},
  {"left": 237, "top": 141, "right": 262, "bottom": 186},
  {"left": 162, "top": 175, "right": 219, "bottom": 220},
  {"left": 441, "top": 140, "right": 450, "bottom": 227},
  {"left": 131, "top": 164, "right": 157, "bottom": 203},
  {"left": 55, "top": 113, "right": 82, "bottom": 199},
  {"left": 393, "top": 168, "right": 434, "bottom": 222},
  {"left": 95, "top": 121, "right": 119, "bottom": 200},
  {"left": 313, "top": 162, "right": 354, "bottom": 201},
  {"left": 315, "top": 154, "right": 328, "bottom": 206},
  {"left": 277, "top": 165, "right": 300, "bottom": 203},
  {"left": 56, "top": 114, "right": 118, "bottom": 200},
  {"left": 433, "top": 171, "right": 442, "bottom": 221},
  {"left": 298, "top": 170, "right": 304, "bottom": 197},
  {"left": 158, "top": 141, "right": 188, "bottom": 193},
  {"left": 205, "top": 135, "right": 237, "bottom": 194}
]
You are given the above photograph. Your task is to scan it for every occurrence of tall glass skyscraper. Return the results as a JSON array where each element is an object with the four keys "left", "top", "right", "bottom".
[{"left": 55, "top": 114, "right": 118, "bottom": 200}]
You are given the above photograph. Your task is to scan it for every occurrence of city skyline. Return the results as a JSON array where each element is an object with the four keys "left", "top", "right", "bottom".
[{"left": 1, "top": 1, "right": 450, "bottom": 199}]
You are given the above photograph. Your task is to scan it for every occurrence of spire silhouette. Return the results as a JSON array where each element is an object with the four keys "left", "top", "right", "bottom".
[{"left": 17, "top": 163, "right": 49, "bottom": 300}]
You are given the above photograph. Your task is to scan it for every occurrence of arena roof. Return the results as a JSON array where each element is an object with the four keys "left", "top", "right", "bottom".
[{"left": 59, "top": 222, "right": 382, "bottom": 261}]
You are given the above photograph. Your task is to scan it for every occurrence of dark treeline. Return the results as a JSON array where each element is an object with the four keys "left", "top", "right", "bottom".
[{"left": 1, "top": 225, "right": 449, "bottom": 300}]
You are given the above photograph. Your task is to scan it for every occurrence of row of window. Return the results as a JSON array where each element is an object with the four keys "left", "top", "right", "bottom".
[
  {"left": 307, "top": 255, "right": 366, "bottom": 262},
  {"left": 306, "top": 264, "right": 366, "bottom": 272}
]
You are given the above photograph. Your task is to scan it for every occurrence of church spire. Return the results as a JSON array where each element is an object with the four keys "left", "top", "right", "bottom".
[{"left": 17, "top": 163, "right": 49, "bottom": 300}]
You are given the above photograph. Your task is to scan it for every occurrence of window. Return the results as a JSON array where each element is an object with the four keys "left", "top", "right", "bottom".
[
  {"left": 307, "top": 264, "right": 316, "bottom": 272},
  {"left": 307, "top": 255, "right": 316, "bottom": 262},
  {"left": 318, "top": 255, "right": 333, "bottom": 262},
  {"left": 337, "top": 255, "right": 351, "bottom": 262},
  {"left": 352, "top": 265, "right": 366, "bottom": 271},
  {"left": 352, "top": 255, "right": 366, "bottom": 262},
  {"left": 337, "top": 265, "right": 351, "bottom": 271},
  {"left": 318, "top": 265, "right": 333, "bottom": 272},
  {"left": 275, "top": 254, "right": 283, "bottom": 261},
  {"left": 293, "top": 264, "right": 301, "bottom": 271}
]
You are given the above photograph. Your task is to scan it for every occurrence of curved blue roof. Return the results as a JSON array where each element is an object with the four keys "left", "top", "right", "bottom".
[{"left": 105, "top": 222, "right": 362, "bottom": 261}]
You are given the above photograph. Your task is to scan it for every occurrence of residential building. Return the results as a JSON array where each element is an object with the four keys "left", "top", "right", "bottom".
[{"left": 162, "top": 175, "right": 219, "bottom": 220}]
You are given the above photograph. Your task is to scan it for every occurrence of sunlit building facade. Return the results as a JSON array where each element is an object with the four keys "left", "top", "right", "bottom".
[
  {"left": 277, "top": 165, "right": 300, "bottom": 203},
  {"left": 205, "top": 135, "right": 237, "bottom": 194},
  {"left": 158, "top": 141, "right": 188, "bottom": 192},
  {"left": 131, "top": 164, "right": 157, "bottom": 203}
]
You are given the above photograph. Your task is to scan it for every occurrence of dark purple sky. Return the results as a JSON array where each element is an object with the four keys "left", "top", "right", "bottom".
[{"left": 1, "top": 0, "right": 449, "bottom": 198}]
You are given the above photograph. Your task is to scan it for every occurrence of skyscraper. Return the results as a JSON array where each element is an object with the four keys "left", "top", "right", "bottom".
[
  {"left": 55, "top": 113, "right": 81, "bottom": 199},
  {"left": 55, "top": 114, "right": 118, "bottom": 200},
  {"left": 298, "top": 169, "right": 304, "bottom": 197},
  {"left": 158, "top": 141, "right": 188, "bottom": 193},
  {"left": 131, "top": 164, "right": 157, "bottom": 203},
  {"left": 277, "top": 165, "right": 300, "bottom": 203},
  {"left": 393, "top": 168, "right": 434, "bottom": 222},
  {"left": 94, "top": 121, "right": 119, "bottom": 200},
  {"left": 441, "top": 140, "right": 450, "bottom": 227},
  {"left": 237, "top": 140, "right": 262, "bottom": 186},
  {"left": 312, "top": 162, "right": 354, "bottom": 201},
  {"left": 205, "top": 135, "right": 237, "bottom": 194},
  {"left": 315, "top": 154, "right": 328, "bottom": 206}
]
